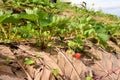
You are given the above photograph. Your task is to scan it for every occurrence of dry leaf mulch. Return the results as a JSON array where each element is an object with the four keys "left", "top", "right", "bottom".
[{"left": 0, "top": 41, "right": 120, "bottom": 80}]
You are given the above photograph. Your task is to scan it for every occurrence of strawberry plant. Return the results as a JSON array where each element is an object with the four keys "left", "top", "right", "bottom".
[
  {"left": 68, "top": 35, "right": 84, "bottom": 52},
  {"left": 52, "top": 68, "right": 59, "bottom": 78},
  {"left": 0, "top": 0, "right": 120, "bottom": 57},
  {"left": 0, "top": 1, "right": 70, "bottom": 48},
  {"left": 69, "top": 16, "right": 110, "bottom": 48},
  {"left": 24, "top": 58, "right": 35, "bottom": 65}
]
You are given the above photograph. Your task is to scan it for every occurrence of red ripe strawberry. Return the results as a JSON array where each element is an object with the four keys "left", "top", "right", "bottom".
[{"left": 75, "top": 53, "right": 81, "bottom": 59}]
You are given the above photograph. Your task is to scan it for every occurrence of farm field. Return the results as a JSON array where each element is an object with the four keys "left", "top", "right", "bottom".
[{"left": 0, "top": 0, "right": 120, "bottom": 80}]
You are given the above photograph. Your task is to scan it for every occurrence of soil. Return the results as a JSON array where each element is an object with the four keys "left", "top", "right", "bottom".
[{"left": 0, "top": 40, "right": 120, "bottom": 80}]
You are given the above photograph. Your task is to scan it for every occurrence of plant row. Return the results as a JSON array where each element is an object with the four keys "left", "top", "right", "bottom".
[{"left": 0, "top": 0, "right": 120, "bottom": 52}]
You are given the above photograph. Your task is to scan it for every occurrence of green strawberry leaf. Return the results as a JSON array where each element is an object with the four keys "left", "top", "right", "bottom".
[
  {"left": 24, "top": 58, "right": 35, "bottom": 65},
  {"left": 68, "top": 41, "right": 77, "bottom": 47},
  {"left": 0, "top": 14, "right": 9, "bottom": 23},
  {"left": 52, "top": 69, "right": 59, "bottom": 78},
  {"left": 86, "top": 77, "right": 93, "bottom": 80},
  {"left": 97, "top": 33, "right": 109, "bottom": 43}
]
